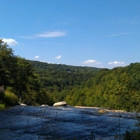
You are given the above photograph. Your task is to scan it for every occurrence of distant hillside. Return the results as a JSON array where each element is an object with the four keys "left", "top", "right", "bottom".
[
  {"left": 2, "top": 39, "right": 139, "bottom": 111},
  {"left": 28, "top": 60, "right": 140, "bottom": 111},
  {"left": 65, "top": 62, "right": 140, "bottom": 111},
  {"left": 29, "top": 60, "right": 100, "bottom": 73},
  {"left": 28, "top": 60, "right": 101, "bottom": 89}
]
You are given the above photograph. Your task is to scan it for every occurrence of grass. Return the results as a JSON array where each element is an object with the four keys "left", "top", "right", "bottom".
[
  {"left": 0, "top": 103, "right": 5, "bottom": 109},
  {"left": 4, "top": 91, "right": 18, "bottom": 106}
]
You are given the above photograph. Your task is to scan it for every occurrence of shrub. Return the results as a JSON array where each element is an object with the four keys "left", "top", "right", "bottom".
[
  {"left": 123, "top": 121, "right": 140, "bottom": 140},
  {"left": 4, "top": 91, "right": 18, "bottom": 105},
  {"left": 0, "top": 103, "right": 5, "bottom": 109}
]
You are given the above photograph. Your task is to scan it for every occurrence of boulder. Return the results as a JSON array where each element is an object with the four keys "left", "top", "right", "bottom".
[
  {"left": 19, "top": 102, "right": 27, "bottom": 106},
  {"left": 53, "top": 101, "right": 67, "bottom": 106},
  {"left": 98, "top": 109, "right": 107, "bottom": 114},
  {"left": 41, "top": 104, "right": 48, "bottom": 107}
]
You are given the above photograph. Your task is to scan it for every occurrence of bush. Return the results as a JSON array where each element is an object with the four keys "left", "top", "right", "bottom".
[
  {"left": 123, "top": 121, "right": 140, "bottom": 140},
  {"left": 0, "top": 103, "right": 5, "bottom": 109},
  {"left": 123, "top": 130, "right": 140, "bottom": 140},
  {"left": 4, "top": 91, "right": 18, "bottom": 105}
]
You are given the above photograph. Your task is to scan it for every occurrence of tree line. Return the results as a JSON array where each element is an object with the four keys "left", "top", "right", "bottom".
[
  {"left": 0, "top": 38, "right": 140, "bottom": 112},
  {"left": 29, "top": 60, "right": 140, "bottom": 112},
  {"left": 0, "top": 39, "right": 54, "bottom": 106}
]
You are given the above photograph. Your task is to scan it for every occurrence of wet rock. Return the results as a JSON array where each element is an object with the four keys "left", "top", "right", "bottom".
[
  {"left": 41, "top": 104, "right": 48, "bottom": 107},
  {"left": 18, "top": 102, "right": 27, "bottom": 106},
  {"left": 98, "top": 109, "right": 107, "bottom": 114},
  {"left": 53, "top": 101, "right": 67, "bottom": 106}
]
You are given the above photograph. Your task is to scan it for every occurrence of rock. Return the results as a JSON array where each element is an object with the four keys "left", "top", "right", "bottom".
[
  {"left": 53, "top": 101, "right": 67, "bottom": 106},
  {"left": 19, "top": 102, "right": 27, "bottom": 106},
  {"left": 98, "top": 109, "right": 107, "bottom": 114},
  {"left": 41, "top": 104, "right": 48, "bottom": 107}
]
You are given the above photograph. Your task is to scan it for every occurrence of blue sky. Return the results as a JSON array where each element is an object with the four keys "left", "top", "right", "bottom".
[{"left": 0, "top": 0, "right": 140, "bottom": 69}]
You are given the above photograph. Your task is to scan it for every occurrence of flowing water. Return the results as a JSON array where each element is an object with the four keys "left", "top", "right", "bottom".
[{"left": 0, "top": 105, "right": 138, "bottom": 140}]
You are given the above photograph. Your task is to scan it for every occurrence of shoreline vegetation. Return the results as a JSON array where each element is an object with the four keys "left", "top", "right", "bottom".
[
  {"left": 0, "top": 103, "right": 128, "bottom": 114},
  {"left": 1, "top": 39, "right": 140, "bottom": 139},
  {"left": 0, "top": 103, "right": 5, "bottom": 110},
  {"left": 1, "top": 39, "right": 140, "bottom": 113}
]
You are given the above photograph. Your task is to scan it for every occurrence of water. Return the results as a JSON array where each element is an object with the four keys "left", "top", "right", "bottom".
[{"left": 0, "top": 105, "right": 138, "bottom": 140}]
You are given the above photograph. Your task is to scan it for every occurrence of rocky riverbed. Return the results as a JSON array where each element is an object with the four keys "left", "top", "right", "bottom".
[{"left": 0, "top": 105, "right": 138, "bottom": 140}]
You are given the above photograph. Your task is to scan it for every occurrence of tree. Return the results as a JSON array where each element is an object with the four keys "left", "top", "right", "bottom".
[
  {"left": 0, "top": 39, "right": 15, "bottom": 88},
  {"left": 12, "top": 57, "right": 37, "bottom": 102}
]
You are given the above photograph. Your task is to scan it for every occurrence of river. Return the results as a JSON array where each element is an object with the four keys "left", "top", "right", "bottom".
[{"left": 0, "top": 105, "right": 138, "bottom": 140}]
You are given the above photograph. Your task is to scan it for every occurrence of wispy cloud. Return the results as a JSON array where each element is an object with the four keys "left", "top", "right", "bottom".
[
  {"left": 35, "top": 55, "right": 40, "bottom": 59},
  {"left": 21, "top": 31, "right": 67, "bottom": 39},
  {"left": 55, "top": 55, "right": 62, "bottom": 59},
  {"left": 37, "top": 31, "right": 66, "bottom": 38},
  {"left": 108, "top": 61, "right": 124, "bottom": 66},
  {"left": 107, "top": 32, "right": 132, "bottom": 37},
  {"left": 2, "top": 38, "right": 18, "bottom": 46},
  {"left": 82, "top": 60, "right": 102, "bottom": 65}
]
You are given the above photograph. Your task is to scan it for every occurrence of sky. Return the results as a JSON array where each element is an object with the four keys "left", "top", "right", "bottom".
[{"left": 0, "top": 0, "right": 140, "bottom": 69}]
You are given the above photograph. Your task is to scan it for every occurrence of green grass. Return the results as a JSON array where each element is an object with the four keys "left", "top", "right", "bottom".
[
  {"left": 0, "top": 103, "right": 5, "bottom": 109},
  {"left": 4, "top": 91, "right": 18, "bottom": 106}
]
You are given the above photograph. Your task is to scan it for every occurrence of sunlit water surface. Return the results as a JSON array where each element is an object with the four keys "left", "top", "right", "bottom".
[{"left": 0, "top": 105, "right": 138, "bottom": 140}]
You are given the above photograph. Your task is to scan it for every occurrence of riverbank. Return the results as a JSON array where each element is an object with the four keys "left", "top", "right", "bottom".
[
  {"left": 75, "top": 106, "right": 126, "bottom": 113},
  {"left": 0, "top": 105, "right": 138, "bottom": 140}
]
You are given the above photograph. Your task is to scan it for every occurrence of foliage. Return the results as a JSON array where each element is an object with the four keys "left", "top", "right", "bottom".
[
  {"left": 0, "top": 103, "right": 5, "bottom": 109},
  {"left": 59, "top": 64, "right": 140, "bottom": 112},
  {"left": 0, "top": 39, "right": 54, "bottom": 105},
  {"left": 29, "top": 60, "right": 100, "bottom": 102},
  {"left": 123, "top": 121, "right": 140, "bottom": 140},
  {"left": 4, "top": 91, "right": 18, "bottom": 106},
  {"left": 0, "top": 40, "right": 15, "bottom": 88},
  {"left": 29, "top": 60, "right": 100, "bottom": 87},
  {"left": 1, "top": 38, "right": 140, "bottom": 112},
  {"left": 28, "top": 59, "right": 140, "bottom": 112}
]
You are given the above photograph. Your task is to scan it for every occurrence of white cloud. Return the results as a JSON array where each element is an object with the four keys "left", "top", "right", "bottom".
[
  {"left": 55, "top": 55, "right": 62, "bottom": 59},
  {"left": 2, "top": 38, "right": 18, "bottom": 46},
  {"left": 108, "top": 61, "right": 124, "bottom": 66},
  {"left": 36, "top": 31, "right": 67, "bottom": 38},
  {"left": 35, "top": 55, "right": 40, "bottom": 59},
  {"left": 21, "top": 31, "right": 67, "bottom": 39},
  {"left": 82, "top": 60, "right": 102, "bottom": 65}
]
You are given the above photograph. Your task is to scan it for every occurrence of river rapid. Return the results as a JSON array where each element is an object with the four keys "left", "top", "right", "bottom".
[{"left": 0, "top": 105, "right": 138, "bottom": 140}]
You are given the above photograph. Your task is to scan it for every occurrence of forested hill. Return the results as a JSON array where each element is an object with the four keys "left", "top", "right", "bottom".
[
  {"left": 29, "top": 60, "right": 140, "bottom": 111},
  {"left": 28, "top": 60, "right": 101, "bottom": 88},
  {"left": 29, "top": 60, "right": 100, "bottom": 73},
  {"left": 1, "top": 39, "right": 140, "bottom": 111},
  {"left": 64, "top": 63, "right": 140, "bottom": 111}
]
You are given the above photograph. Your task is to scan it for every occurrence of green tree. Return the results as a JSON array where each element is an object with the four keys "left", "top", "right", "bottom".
[
  {"left": 12, "top": 57, "right": 38, "bottom": 103},
  {"left": 0, "top": 39, "right": 15, "bottom": 88}
]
